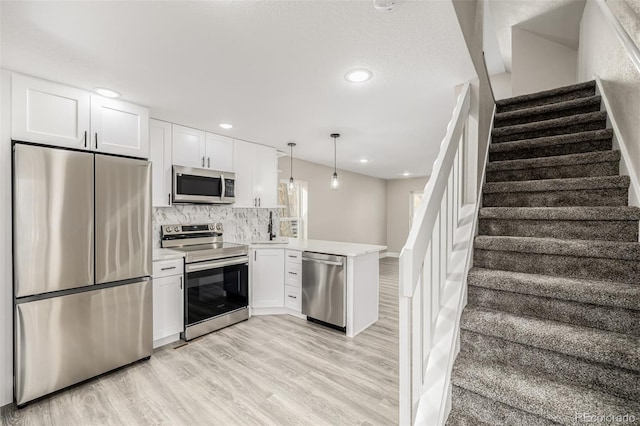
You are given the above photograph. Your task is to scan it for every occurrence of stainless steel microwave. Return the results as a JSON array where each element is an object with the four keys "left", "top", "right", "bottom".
[{"left": 172, "top": 166, "right": 235, "bottom": 204}]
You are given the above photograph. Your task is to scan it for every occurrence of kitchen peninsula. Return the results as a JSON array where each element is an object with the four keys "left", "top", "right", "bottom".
[{"left": 245, "top": 238, "right": 387, "bottom": 338}]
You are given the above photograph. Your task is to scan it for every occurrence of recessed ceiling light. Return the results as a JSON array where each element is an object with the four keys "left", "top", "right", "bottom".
[
  {"left": 359, "top": 159, "right": 369, "bottom": 163},
  {"left": 403, "top": 172, "right": 410, "bottom": 177},
  {"left": 345, "top": 69, "right": 373, "bottom": 83},
  {"left": 95, "top": 87, "right": 120, "bottom": 98},
  {"left": 219, "top": 123, "right": 233, "bottom": 129}
]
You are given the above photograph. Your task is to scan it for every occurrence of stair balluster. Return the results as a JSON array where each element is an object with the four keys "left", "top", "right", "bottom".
[{"left": 447, "top": 81, "right": 640, "bottom": 425}]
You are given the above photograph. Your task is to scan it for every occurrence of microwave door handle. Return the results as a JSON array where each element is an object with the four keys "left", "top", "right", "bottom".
[{"left": 221, "top": 173, "right": 226, "bottom": 198}]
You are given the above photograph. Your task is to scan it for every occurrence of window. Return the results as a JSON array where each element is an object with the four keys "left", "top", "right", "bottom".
[{"left": 278, "top": 180, "right": 308, "bottom": 239}]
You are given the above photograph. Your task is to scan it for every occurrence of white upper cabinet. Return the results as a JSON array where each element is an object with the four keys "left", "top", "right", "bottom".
[
  {"left": 11, "top": 73, "right": 150, "bottom": 158},
  {"left": 11, "top": 74, "right": 90, "bottom": 149},
  {"left": 172, "top": 124, "right": 206, "bottom": 168},
  {"left": 90, "top": 96, "right": 149, "bottom": 158},
  {"left": 233, "top": 139, "right": 278, "bottom": 208},
  {"left": 205, "top": 132, "right": 234, "bottom": 172},
  {"left": 150, "top": 119, "right": 173, "bottom": 207}
]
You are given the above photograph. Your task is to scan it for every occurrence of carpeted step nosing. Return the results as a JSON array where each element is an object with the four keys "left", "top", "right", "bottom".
[
  {"left": 493, "top": 96, "right": 602, "bottom": 128},
  {"left": 479, "top": 206, "right": 640, "bottom": 221},
  {"left": 487, "top": 151, "right": 620, "bottom": 172},
  {"left": 474, "top": 235, "right": 640, "bottom": 261},
  {"left": 483, "top": 175, "right": 629, "bottom": 194},
  {"left": 460, "top": 307, "right": 640, "bottom": 372},
  {"left": 489, "top": 129, "right": 613, "bottom": 154},
  {"left": 492, "top": 111, "right": 607, "bottom": 138},
  {"left": 452, "top": 355, "right": 640, "bottom": 424},
  {"left": 496, "top": 81, "right": 596, "bottom": 109},
  {"left": 467, "top": 267, "right": 640, "bottom": 311}
]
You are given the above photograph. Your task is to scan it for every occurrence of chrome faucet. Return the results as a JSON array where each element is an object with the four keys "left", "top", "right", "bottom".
[{"left": 268, "top": 211, "right": 276, "bottom": 241}]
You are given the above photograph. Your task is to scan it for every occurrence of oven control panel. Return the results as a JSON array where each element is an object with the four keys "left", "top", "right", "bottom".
[{"left": 162, "top": 223, "right": 223, "bottom": 235}]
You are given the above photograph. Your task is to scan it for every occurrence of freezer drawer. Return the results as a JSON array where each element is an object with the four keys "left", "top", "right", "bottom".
[
  {"left": 301, "top": 252, "right": 346, "bottom": 328},
  {"left": 15, "top": 280, "right": 152, "bottom": 406}
]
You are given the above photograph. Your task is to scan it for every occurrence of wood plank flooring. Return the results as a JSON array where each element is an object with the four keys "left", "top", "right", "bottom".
[{"left": 1, "top": 258, "right": 399, "bottom": 426}]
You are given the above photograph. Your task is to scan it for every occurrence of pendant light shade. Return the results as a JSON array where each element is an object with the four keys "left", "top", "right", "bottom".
[
  {"left": 330, "top": 133, "right": 340, "bottom": 190},
  {"left": 287, "top": 142, "right": 296, "bottom": 191}
]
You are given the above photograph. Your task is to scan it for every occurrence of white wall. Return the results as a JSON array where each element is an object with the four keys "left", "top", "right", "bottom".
[
  {"left": 277, "top": 157, "right": 387, "bottom": 246},
  {"left": 385, "top": 177, "right": 429, "bottom": 255},
  {"left": 490, "top": 71, "right": 512, "bottom": 100},
  {"left": 512, "top": 27, "right": 578, "bottom": 96},
  {"left": 1, "top": 70, "right": 13, "bottom": 407},
  {"left": 578, "top": 0, "right": 640, "bottom": 206}
]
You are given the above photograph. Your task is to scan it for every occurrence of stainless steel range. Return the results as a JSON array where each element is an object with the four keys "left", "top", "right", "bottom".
[{"left": 161, "top": 223, "right": 249, "bottom": 340}]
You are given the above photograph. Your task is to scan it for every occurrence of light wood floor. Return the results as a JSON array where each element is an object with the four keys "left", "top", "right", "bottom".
[{"left": 2, "top": 258, "right": 399, "bottom": 426}]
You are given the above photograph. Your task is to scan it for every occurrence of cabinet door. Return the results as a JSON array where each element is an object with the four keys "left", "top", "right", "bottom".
[
  {"left": 90, "top": 96, "right": 150, "bottom": 158},
  {"left": 172, "top": 124, "right": 206, "bottom": 168},
  {"left": 205, "top": 133, "right": 234, "bottom": 171},
  {"left": 150, "top": 119, "right": 173, "bottom": 207},
  {"left": 11, "top": 73, "right": 90, "bottom": 149},
  {"left": 251, "top": 249, "right": 284, "bottom": 308},
  {"left": 152, "top": 275, "right": 184, "bottom": 342},
  {"left": 253, "top": 144, "right": 278, "bottom": 208},
  {"left": 233, "top": 139, "right": 256, "bottom": 208}
]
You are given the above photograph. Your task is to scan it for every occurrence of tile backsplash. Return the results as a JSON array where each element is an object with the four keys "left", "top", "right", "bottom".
[{"left": 152, "top": 205, "right": 280, "bottom": 247}]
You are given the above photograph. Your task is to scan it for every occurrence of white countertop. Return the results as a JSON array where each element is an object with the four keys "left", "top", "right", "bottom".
[
  {"left": 240, "top": 239, "right": 387, "bottom": 257},
  {"left": 153, "top": 248, "right": 186, "bottom": 262}
]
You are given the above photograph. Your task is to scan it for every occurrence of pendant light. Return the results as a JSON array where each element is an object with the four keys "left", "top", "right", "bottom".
[
  {"left": 330, "top": 133, "right": 340, "bottom": 190},
  {"left": 287, "top": 142, "right": 296, "bottom": 191}
]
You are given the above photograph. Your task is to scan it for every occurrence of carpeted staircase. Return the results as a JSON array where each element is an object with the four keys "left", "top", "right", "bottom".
[{"left": 447, "top": 81, "right": 640, "bottom": 425}]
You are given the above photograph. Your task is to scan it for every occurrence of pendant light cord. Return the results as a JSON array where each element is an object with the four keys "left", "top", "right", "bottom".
[{"left": 333, "top": 136, "right": 337, "bottom": 173}]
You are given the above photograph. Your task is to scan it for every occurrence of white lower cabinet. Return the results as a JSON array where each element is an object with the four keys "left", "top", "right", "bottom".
[
  {"left": 152, "top": 259, "right": 184, "bottom": 347},
  {"left": 251, "top": 249, "right": 284, "bottom": 308},
  {"left": 284, "top": 285, "right": 301, "bottom": 311}
]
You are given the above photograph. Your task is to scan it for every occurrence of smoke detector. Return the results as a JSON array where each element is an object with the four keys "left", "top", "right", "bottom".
[{"left": 373, "top": 0, "right": 398, "bottom": 12}]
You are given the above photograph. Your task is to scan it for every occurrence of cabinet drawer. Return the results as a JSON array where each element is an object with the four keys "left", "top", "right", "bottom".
[
  {"left": 284, "top": 285, "right": 301, "bottom": 312},
  {"left": 152, "top": 259, "right": 184, "bottom": 278},
  {"left": 285, "top": 250, "right": 302, "bottom": 264},
  {"left": 285, "top": 262, "right": 301, "bottom": 287}
]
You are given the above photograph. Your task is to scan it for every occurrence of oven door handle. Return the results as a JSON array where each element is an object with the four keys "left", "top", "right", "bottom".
[{"left": 186, "top": 256, "right": 249, "bottom": 272}]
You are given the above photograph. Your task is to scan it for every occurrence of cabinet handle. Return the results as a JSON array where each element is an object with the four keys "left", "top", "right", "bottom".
[
  {"left": 288, "top": 272, "right": 297, "bottom": 275},
  {"left": 180, "top": 276, "right": 183, "bottom": 290},
  {"left": 202, "top": 156, "right": 205, "bottom": 167},
  {"left": 258, "top": 198, "right": 261, "bottom": 207},
  {"left": 161, "top": 266, "right": 176, "bottom": 271},
  {"left": 84, "top": 131, "right": 87, "bottom": 148},
  {"left": 254, "top": 251, "right": 257, "bottom": 261},
  {"left": 95, "top": 133, "right": 98, "bottom": 149},
  {"left": 168, "top": 193, "right": 171, "bottom": 205},
  {"left": 208, "top": 157, "right": 210, "bottom": 168},
  {"left": 254, "top": 198, "right": 257, "bottom": 207},
  {"left": 287, "top": 295, "right": 297, "bottom": 299},
  {"left": 288, "top": 255, "right": 297, "bottom": 258}
]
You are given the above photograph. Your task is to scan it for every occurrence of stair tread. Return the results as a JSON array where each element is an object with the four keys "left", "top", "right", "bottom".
[
  {"left": 483, "top": 175, "right": 629, "bottom": 193},
  {"left": 496, "top": 81, "right": 596, "bottom": 108},
  {"left": 475, "top": 235, "right": 640, "bottom": 261},
  {"left": 446, "top": 408, "right": 493, "bottom": 426},
  {"left": 487, "top": 150, "right": 620, "bottom": 172},
  {"left": 494, "top": 95, "right": 602, "bottom": 126},
  {"left": 489, "top": 129, "right": 613, "bottom": 154},
  {"left": 452, "top": 354, "right": 640, "bottom": 424},
  {"left": 479, "top": 206, "right": 640, "bottom": 221},
  {"left": 460, "top": 306, "right": 640, "bottom": 372},
  {"left": 492, "top": 111, "right": 607, "bottom": 138},
  {"left": 468, "top": 267, "right": 640, "bottom": 311}
]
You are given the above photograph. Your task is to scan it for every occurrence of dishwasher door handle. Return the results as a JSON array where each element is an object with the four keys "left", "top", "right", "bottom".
[{"left": 302, "top": 257, "right": 343, "bottom": 266}]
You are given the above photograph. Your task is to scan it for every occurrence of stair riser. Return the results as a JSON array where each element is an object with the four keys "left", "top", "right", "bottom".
[
  {"left": 486, "top": 161, "right": 618, "bottom": 182},
  {"left": 493, "top": 119, "right": 607, "bottom": 143},
  {"left": 483, "top": 188, "right": 629, "bottom": 208},
  {"left": 478, "top": 218, "right": 639, "bottom": 242},
  {"left": 489, "top": 139, "right": 612, "bottom": 162},
  {"left": 494, "top": 103, "right": 601, "bottom": 128},
  {"left": 459, "top": 330, "right": 640, "bottom": 402},
  {"left": 450, "top": 385, "right": 557, "bottom": 426},
  {"left": 467, "top": 286, "right": 640, "bottom": 336},
  {"left": 474, "top": 249, "right": 640, "bottom": 284},
  {"left": 497, "top": 89, "right": 596, "bottom": 113}
]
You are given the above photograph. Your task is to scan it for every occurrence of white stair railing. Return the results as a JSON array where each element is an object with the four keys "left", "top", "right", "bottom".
[{"left": 398, "top": 83, "right": 475, "bottom": 425}]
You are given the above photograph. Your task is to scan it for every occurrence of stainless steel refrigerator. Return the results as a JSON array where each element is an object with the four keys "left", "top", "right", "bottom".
[{"left": 13, "top": 143, "right": 153, "bottom": 406}]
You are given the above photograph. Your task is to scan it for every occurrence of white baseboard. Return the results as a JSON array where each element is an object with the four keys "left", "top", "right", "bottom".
[
  {"left": 153, "top": 333, "right": 181, "bottom": 349},
  {"left": 382, "top": 251, "right": 400, "bottom": 258},
  {"left": 250, "top": 307, "right": 305, "bottom": 319}
]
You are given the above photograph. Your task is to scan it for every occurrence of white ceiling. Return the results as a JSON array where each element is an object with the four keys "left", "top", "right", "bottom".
[
  {"left": 488, "top": 0, "right": 586, "bottom": 72},
  {"left": 0, "top": 1, "right": 477, "bottom": 180}
]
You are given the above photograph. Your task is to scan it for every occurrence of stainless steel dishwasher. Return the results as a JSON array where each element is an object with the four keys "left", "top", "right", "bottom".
[{"left": 301, "top": 252, "right": 346, "bottom": 330}]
